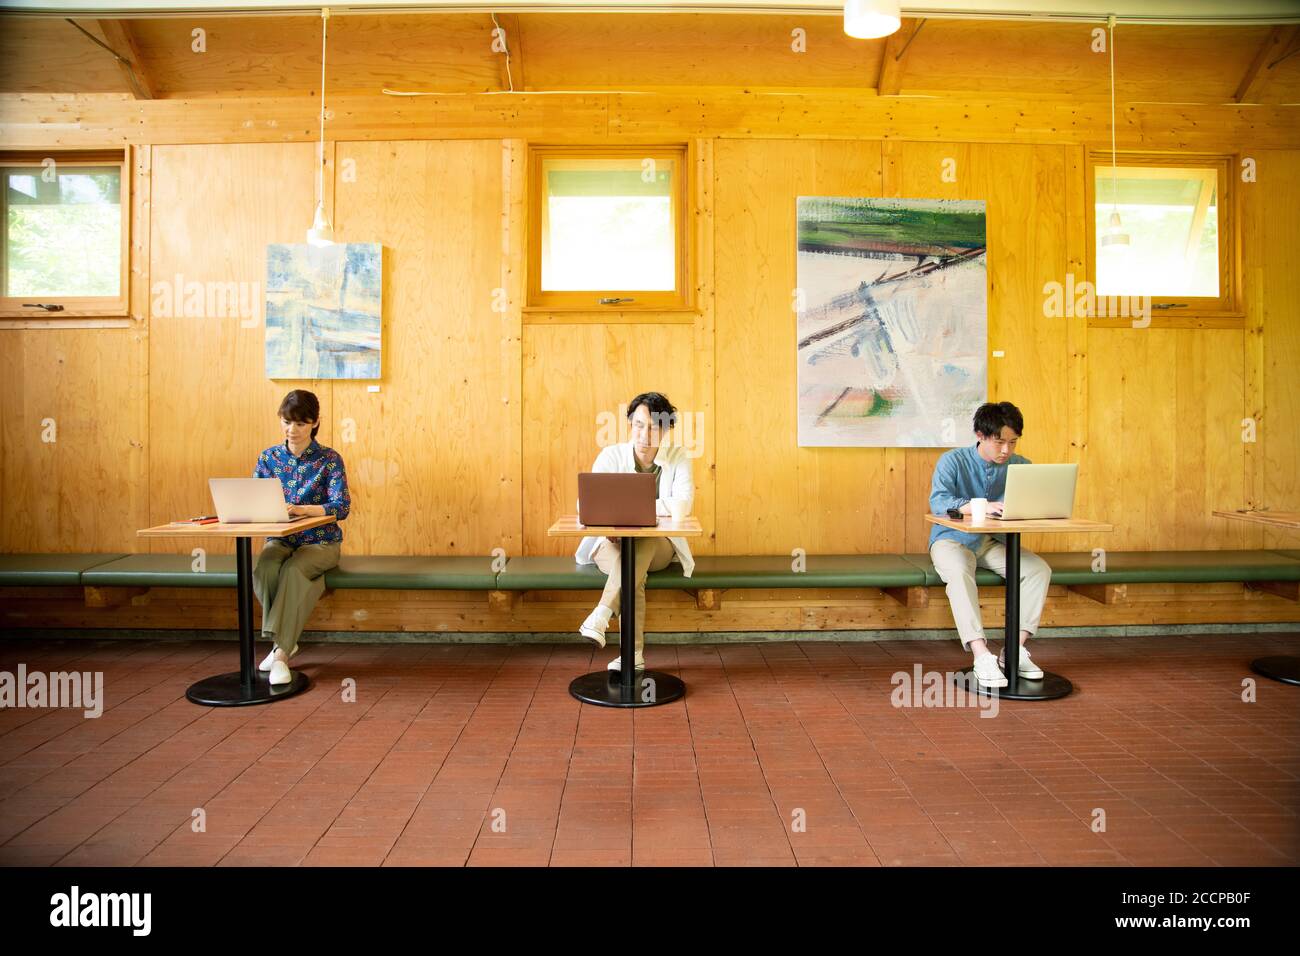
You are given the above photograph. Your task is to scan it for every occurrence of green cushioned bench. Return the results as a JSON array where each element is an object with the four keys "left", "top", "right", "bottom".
[
  {"left": 81, "top": 554, "right": 238, "bottom": 587},
  {"left": 1043, "top": 549, "right": 1300, "bottom": 584},
  {"left": 495, "top": 554, "right": 928, "bottom": 590},
  {"left": 2, "top": 550, "right": 1297, "bottom": 614},
  {"left": 902, "top": 554, "right": 1005, "bottom": 587},
  {"left": 495, "top": 553, "right": 934, "bottom": 609},
  {"left": 0, "top": 553, "right": 125, "bottom": 587},
  {"left": 492, "top": 556, "right": 608, "bottom": 590},
  {"left": 901, "top": 550, "right": 1300, "bottom": 587},
  {"left": 497, "top": 551, "right": 1300, "bottom": 610},
  {"left": 324, "top": 555, "right": 498, "bottom": 590},
  {"left": 1, "top": 549, "right": 1285, "bottom": 592},
  {"left": 652, "top": 554, "right": 927, "bottom": 589},
  {"left": 68, "top": 554, "right": 499, "bottom": 590},
  {"left": 1, "top": 553, "right": 498, "bottom": 611}
]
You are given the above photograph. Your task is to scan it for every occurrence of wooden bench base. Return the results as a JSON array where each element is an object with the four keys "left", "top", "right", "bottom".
[
  {"left": 1246, "top": 580, "right": 1299, "bottom": 602},
  {"left": 882, "top": 586, "right": 929, "bottom": 609},
  {"left": 1067, "top": 583, "right": 1127, "bottom": 605},
  {"left": 83, "top": 586, "right": 151, "bottom": 608}
]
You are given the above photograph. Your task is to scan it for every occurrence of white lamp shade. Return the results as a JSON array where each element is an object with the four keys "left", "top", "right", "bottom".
[
  {"left": 844, "top": 0, "right": 902, "bottom": 40},
  {"left": 306, "top": 202, "right": 335, "bottom": 247},
  {"left": 1100, "top": 209, "right": 1130, "bottom": 248}
]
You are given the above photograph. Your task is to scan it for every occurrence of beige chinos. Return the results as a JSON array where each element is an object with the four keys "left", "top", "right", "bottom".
[
  {"left": 252, "top": 540, "right": 341, "bottom": 653},
  {"left": 930, "top": 534, "right": 1051, "bottom": 649},
  {"left": 591, "top": 536, "right": 675, "bottom": 655}
]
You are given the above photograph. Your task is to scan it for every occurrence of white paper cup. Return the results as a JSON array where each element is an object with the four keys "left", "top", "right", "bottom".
[
  {"left": 668, "top": 498, "right": 689, "bottom": 522},
  {"left": 970, "top": 498, "right": 988, "bottom": 523}
]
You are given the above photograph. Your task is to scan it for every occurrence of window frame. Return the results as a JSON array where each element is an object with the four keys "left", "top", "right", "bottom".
[
  {"left": 0, "top": 149, "right": 131, "bottom": 319},
  {"left": 525, "top": 143, "right": 694, "bottom": 313},
  {"left": 1084, "top": 151, "right": 1239, "bottom": 325}
]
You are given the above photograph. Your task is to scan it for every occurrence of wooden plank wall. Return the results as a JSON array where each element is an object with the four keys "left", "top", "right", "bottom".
[
  {"left": 1247, "top": 151, "right": 1300, "bottom": 552},
  {"left": 0, "top": 97, "right": 1297, "bottom": 633}
]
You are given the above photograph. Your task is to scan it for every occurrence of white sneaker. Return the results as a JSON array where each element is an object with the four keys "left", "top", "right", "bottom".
[
  {"left": 259, "top": 643, "right": 297, "bottom": 674},
  {"left": 268, "top": 659, "right": 293, "bottom": 686},
  {"left": 579, "top": 606, "right": 612, "bottom": 649},
  {"left": 607, "top": 652, "right": 646, "bottom": 672},
  {"left": 999, "top": 646, "right": 1045, "bottom": 680},
  {"left": 972, "top": 652, "right": 1008, "bottom": 688}
]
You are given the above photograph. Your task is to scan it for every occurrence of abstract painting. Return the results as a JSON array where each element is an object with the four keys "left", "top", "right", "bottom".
[
  {"left": 796, "top": 197, "right": 987, "bottom": 447},
  {"left": 265, "top": 242, "right": 382, "bottom": 379}
]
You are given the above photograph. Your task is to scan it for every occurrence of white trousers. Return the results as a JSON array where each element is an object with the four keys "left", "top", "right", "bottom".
[{"left": 929, "top": 536, "right": 1051, "bottom": 649}]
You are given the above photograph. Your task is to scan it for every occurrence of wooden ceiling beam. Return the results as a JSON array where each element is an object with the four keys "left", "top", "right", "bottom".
[
  {"left": 94, "top": 19, "right": 156, "bottom": 99},
  {"left": 876, "top": 17, "right": 925, "bottom": 96},
  {"left": 6, "top": 90, "right": 1296, "bottom": 151},
  {"left": 1233, "top": 24, "right": 1298, "bottom": 103}
]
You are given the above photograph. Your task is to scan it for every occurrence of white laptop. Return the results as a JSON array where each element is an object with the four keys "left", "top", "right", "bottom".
[
  {"left": 209, "top": 478, "right": 309, "bottom": 524},
  {"left": 996, "top": 464, "right": 1078, "bottom": 521}
]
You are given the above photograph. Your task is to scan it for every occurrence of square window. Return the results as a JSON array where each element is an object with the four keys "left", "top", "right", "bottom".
[
  {"left": 1086, "top": 154, "right": 1236, "bottom": 318},
  {"left": 528, "top": 146, "right": 691, "bottom": 311},
  {"left": 1, "top": 151, "right": 130, "bottom": 317}
]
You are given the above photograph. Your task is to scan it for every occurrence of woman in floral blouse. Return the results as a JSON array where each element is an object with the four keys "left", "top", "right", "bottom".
[{"left": 251, "top": 389, "right": 351, "bottom": 686}]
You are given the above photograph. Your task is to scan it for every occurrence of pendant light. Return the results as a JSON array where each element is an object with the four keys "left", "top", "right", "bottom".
[
  {"left": 307, "top": 7, "right": 335, "bottom": 247},
  {"left": 844, "top": 0, "right": 901, "bottom": 40},
  {"left": 1101, "top": 15, "right": 1130, "bottom": 250}
]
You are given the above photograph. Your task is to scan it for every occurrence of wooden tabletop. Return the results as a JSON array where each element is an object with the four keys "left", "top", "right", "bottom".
[
  {"left": 138, "top": 516, "right": 336, "bottom": 538},
  {"left": 1212, "top": 510, "right": 1300, "bottom": 531},
  {"left": 925, "top": 514, "right": 1114, "bottom": 534},
  {"left": 548, "top": 515, "right": 703, "bottom": 538}
]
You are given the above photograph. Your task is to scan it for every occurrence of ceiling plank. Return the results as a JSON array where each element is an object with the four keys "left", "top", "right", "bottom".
[
  {"left": 95, "top": 18, "right": 155, "bottom": 99},
  {"left": 1233, "top": 24, "right": 1299, "bottom": 102},
  {"left": 10, "top": 0, "right": 1300, "bottom": 22},
  {"left": 876, "top": 17, "right": 924, "bottom": 96},
  {"left": 2, "top": 13, "right": 1295, "bottom": 102}
]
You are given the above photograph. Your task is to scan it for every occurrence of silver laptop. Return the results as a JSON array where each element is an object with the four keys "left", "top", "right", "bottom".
[
  {"left": 997, "top": 464, "right": 1078, "bottom": 520},
  {"left": 209, "top": 478, "right": 308, "bottom": 524}
]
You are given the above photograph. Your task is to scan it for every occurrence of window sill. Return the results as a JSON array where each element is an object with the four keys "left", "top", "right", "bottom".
[
  {"left": 522, "top": 306, "right": 698, "bottom": 324},
  {"left": 0, "top": 315, "right": 135, "bottom": 330},
  {"left": 1087, "top": 312, "right": 1244, "bottom": 330}
]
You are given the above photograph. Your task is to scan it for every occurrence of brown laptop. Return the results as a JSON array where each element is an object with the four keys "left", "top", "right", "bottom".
[{"left": 578, "top": 472, "right": 658, "bottom": 527}]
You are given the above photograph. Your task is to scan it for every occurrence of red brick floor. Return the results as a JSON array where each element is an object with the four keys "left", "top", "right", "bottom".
[{"left": 0, "top": 633, "right": 1296, "bottom": 867}]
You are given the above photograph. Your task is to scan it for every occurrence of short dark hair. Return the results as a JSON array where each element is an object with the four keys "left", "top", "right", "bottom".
[
  {"left": 278, "top": 389, "right": 321, "bottom": 439},
  {"left": 627, "top": 391, "right": 677, "bottom": 430},
  {"left": 973, "top": 401, "right": 1023, "bottom": 438}
]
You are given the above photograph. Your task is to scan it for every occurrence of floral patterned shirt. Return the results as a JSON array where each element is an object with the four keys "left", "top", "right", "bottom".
[{"left": 253, "top": 438, "right": 350, "bottom": 548}]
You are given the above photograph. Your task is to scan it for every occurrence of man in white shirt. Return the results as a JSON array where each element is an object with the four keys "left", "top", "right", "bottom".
[{"left": 575, "top": 392, "right": 695, "bottom": 672}]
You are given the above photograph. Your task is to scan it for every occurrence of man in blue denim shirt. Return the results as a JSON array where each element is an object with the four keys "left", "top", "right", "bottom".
[{"left": 929, "top": 401, "right": 1051, "bottom": 689}]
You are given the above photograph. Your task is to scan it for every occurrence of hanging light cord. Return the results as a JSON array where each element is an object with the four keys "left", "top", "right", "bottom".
[
  {"left": 491, "top": 12, "right": 514, "bottom": 93},
  {"left": 317, "top": 8, "right": 328, "bottom": 211},
  {"left": 1109, "top": 15, "right": 1118, "bottom": 219}
]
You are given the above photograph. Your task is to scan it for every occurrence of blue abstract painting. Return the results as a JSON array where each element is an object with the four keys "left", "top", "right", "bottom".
[
  {"left": 796, "top": 197, "right": 987, "bottom": 447},
  {"left": 265, "top": 242, "right": 382, "bottom": 379}
]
